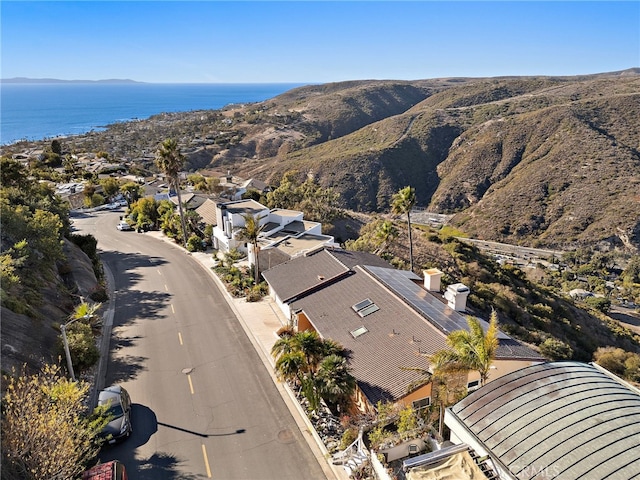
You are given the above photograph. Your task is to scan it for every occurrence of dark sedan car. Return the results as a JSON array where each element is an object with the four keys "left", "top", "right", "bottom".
[{"left": 98, "top": 385, "right": 132, "bottom": 444}]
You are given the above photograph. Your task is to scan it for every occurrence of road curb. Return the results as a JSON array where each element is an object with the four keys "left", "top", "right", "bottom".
[{"left": 91, "top": 261, "right": 116, "bottom": 409}]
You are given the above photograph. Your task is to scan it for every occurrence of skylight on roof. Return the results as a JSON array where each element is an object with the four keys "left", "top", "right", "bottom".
[
  {"left": 352, "top": 298, "right": 379, "bottom": 317},
  {"left": 352, "top": 299, "right": 373, "bottom": 312},
  {"left": 350, "top": 326, "right": 369, "bottom": 339},
  {"left": 358, "top": 304, "right": 379, "bottom": 317}
]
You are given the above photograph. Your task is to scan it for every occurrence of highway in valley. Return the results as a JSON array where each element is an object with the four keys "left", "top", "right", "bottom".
[{"left": 73, "top": 209, "right": 327, "bottom": 480}]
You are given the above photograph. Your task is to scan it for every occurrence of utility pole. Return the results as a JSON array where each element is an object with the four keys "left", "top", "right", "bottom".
[
  {"left": 61, "top": 312, "right": 89, "bottom": 382},
  {"left": 60, "top": 321, "right": 77, "bottom": 381}
]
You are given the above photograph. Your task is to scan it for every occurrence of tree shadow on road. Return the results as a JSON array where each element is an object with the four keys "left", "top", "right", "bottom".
[
  {"left": 99, "top": 403, "right": 224, "bottom": 479},
  {"left": 102, "top": 250, "right": 174, "bottom": 383}
]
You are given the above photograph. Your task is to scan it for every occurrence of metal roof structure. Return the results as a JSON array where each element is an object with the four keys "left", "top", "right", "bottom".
[
  {"left": 262, "top": 248, "right": 390, "bottom": 303},
  {"left": 447, "top": 361, "right": 640, "bottom": 480}
]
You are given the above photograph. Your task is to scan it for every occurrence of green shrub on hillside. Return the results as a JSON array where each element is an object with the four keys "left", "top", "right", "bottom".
[
  {"left": 594, "top": 347, "right": 640, "bottom": 382},
  {"left": 539, "top": 338, "right": 574, "bottom": 360},
  {"left": 58, "top": 322, "right": 99, "bottom": 373}
]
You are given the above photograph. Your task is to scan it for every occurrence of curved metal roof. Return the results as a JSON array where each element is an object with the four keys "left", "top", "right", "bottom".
[{"left": 450, "top": 362, "right": 640, "bottom": 479}]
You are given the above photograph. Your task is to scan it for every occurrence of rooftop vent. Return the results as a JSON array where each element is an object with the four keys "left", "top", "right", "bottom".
[{"left": 443, "top": 283, "right": 470, "bottom": 312}]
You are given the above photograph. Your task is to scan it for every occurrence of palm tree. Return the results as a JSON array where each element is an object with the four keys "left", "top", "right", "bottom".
[
  {"left": 156, "top": 139, "right": 188, "bottom": 249},
  {"left": 316, "top": 354, "right": 356, "bottom": 414},
  {"left": 391, "top": 186, "right": 417, "bottom": 272},
  {"left": 430, "top": 310, "right": 500, "bottom": 386},
  {"left": 374, "top": 219, "right": 399, "bottom": 256},
  {"left": 237, "top": 213, "right": 267, "bottom": 284},
  {"left": 272, "top": 330, "right": 354, "bottom": 413}
]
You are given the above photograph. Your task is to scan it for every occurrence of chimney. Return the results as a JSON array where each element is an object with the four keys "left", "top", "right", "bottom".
[
  {"left": 423, "top": 268, "right": 443, "bottom": 292},
  {"left": 444, "top": 283, "right": 470, "bottom": 312}
]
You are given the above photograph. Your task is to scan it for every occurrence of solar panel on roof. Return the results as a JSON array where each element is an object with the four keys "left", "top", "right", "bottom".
[
  {"left": 365, "top": 266, "right": 509, "bottom": 339},
  {"left": 352, "top": 298, "right": 379, "bottom": 317}
]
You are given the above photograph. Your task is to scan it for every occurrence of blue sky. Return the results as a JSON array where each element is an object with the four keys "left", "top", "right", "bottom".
[{"left": 2, "top": 1, "right": 639, "bottom": 83}]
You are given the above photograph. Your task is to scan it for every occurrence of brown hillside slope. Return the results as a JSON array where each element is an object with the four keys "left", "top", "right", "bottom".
[
  {"left": 254, "top": 73, "right": 640, "bottom": 250},
  {"left": 432, "top": 80, "right": 640, "bottom": 250}
]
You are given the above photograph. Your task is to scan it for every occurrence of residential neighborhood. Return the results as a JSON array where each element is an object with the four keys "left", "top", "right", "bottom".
[{"left": 3, "top": 149, "right": 640, "bottom": 480}]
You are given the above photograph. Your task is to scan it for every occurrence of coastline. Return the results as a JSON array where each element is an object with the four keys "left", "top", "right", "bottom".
[{"left": 1, "top": 82, "right": 303, "bottom": 145}]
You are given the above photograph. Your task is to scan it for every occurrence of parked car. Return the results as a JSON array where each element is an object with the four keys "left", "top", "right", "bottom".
[
  {"left": 83, "top": 460, "right": 128, "bottom": 480},
  {"left": 116, "top": 221, "right": 132, "bottom": 231},
  {"left": 97, "top": 385, "right": 132, "bottom": 444}
]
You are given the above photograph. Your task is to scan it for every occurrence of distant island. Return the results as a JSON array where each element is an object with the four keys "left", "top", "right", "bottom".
[{"left": 0, "top": 77, "right": 143, "bottom": 84}]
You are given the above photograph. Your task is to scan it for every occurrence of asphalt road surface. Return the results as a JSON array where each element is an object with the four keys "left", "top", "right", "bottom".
[{"left": 73, "top": 209, "right": 327, "bottom": 480}]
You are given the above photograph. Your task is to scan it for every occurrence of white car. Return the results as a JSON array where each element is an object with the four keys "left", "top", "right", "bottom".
[{"left": 116, "top": 221, "right": 132, "bottom": 231}]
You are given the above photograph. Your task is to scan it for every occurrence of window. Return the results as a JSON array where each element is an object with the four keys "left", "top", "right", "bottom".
[
  {"left": 352, "top": 298, "right": 379, "bottom": 317},
  {"left": 413, "top": 397, "right": 431, "bottom": 411},
  {"left": 350, "top": 326, "right": 369, "bottom": 339},
  {"left": 467, "top": 380, "right": 480, "bottom": 392}
]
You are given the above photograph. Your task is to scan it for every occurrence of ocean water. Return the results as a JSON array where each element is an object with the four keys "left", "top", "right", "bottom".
[{"left": 0, "top": 83, "right": 304, "bottom": 145}]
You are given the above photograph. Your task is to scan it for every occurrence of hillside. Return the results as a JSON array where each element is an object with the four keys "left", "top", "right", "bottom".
[
  {"left": 256, "top": 72, "right": 640, "bottom": 251},
  {"left": 3, "top": 70, "right": 639, "bottom": 251}
]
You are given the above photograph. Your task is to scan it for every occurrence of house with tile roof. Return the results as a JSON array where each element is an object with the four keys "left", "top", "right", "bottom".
[
  {"left": 443, "top": 361, "right": 640, "bottom": 480},
  {"left": 262, "top": 248, "right": 544, "bottom": 413}
]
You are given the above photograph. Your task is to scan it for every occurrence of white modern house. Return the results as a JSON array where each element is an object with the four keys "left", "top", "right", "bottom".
[
  {"left": 212, "top": 199, "right": 271, "bottom": 254},
  {"left": 212, "top": 199, "right": 336, "bottom": 270}
]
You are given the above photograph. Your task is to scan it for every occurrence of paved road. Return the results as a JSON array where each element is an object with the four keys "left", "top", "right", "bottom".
[
  {"left": 456, "top": 237, "right": 564, "bottom": 263},
  {"left": 74, "top": 210, "right": 327, "bottom": 480}
]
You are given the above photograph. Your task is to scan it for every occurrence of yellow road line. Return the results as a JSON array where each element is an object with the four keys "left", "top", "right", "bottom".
[
  {"left": 201, "top": 444, "right": 212, "bottom": 478},
  {"left": 178, "top": 332, "right": 183, "bottom": 345},
  {"left": 187, "top": 374, "right": 194, "bottom": 395}
]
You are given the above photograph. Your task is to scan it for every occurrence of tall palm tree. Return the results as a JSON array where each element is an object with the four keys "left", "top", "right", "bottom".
[
  {"left": 156, "top": 139, "right": 188, "bottom": 249},
  {"left": 237, "top": 213, "right": 267, "bottom": 284},
  {"left": 391, "top": 186, "right": 417, "bottom": 272},
  {"left": 430, "top": 310, "right": 500, "bottom": 386}
]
